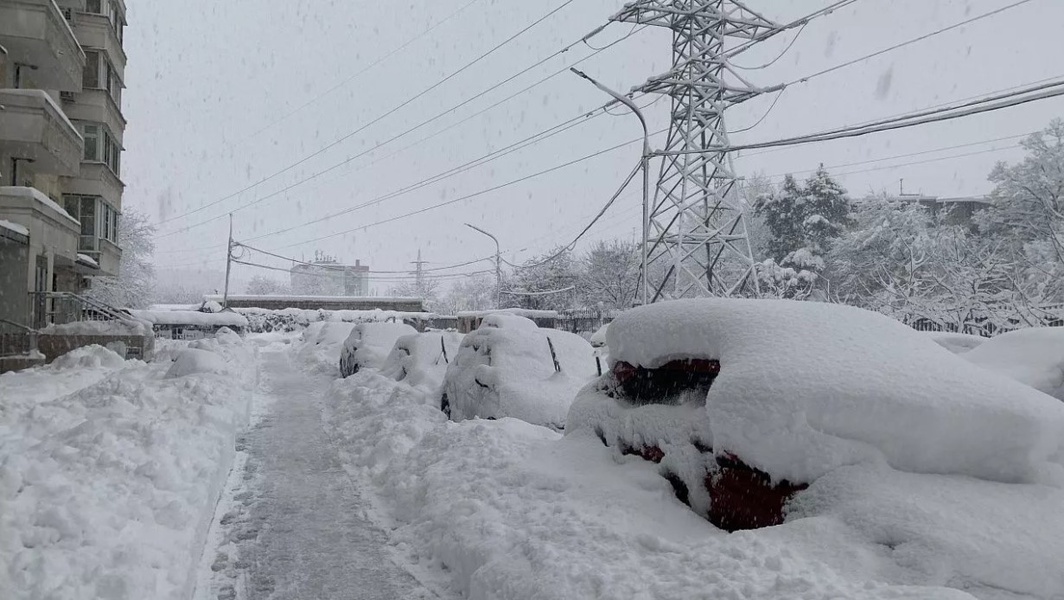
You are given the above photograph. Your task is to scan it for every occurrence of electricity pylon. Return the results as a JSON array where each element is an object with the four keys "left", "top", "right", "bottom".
[{"left": 613, "top": 0, "right": 784, "bottom": 300}]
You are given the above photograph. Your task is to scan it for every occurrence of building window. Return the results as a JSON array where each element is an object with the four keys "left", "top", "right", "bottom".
[
  {"left": 82, "top": 124, "right": 100, "bottom": 161},
  {"left": 106, "top": 62, "right": 121, "bottom": 105},
  {"left": 63, "top": 195, "right": 120, "bottom": 249},
  {"left": 83, "top": 51, "right": 100, "bottom": 89},
  {"left": 86, "top": 0, "right": 102, "bottom": 14}
]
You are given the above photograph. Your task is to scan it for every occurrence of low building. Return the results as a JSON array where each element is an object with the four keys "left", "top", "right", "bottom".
[
  {"left": 880, "top": 193, "right": 991, "bottom": 227},
  {"left": 289, "top": 253, "right": 370, "bottom": 296}
]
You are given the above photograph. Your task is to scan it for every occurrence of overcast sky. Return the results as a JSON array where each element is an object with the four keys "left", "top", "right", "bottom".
[{"left": 123, "top": 0, "right": 1064, "bottom": 294}]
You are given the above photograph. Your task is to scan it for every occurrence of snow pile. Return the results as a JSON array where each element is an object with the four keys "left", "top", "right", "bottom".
[
  {"left": 323, "top": 367, "right": 987, "bottom": 600},
  {"left": 607, "top": 299, "right": 1064, "bottom": 485},
  {"left": 50, "top": 344, "right": 127, "bottom": 370},
  {"left": 380, "top": 331, "right": 464, "bottom": 393},
  {"left": 925, "top": 331, "right": 988, "bottom": 354},
  {"left": 0, "top": 331, "right": 256, "bottom": 599},
  {"left": 443, "top": 315, "right": 597, "bottom": 430},
  {"left": 339, "top": 322, "right": 418, "bottom": 376},
  {"left": 963, "top": 327, "right": 1064, "bottom": 401}
]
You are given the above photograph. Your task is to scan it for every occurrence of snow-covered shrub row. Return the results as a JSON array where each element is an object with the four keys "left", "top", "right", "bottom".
[
  {"left": 316, "top": 320, "right": 1064, "bottom": 599},
  {"left": 0, "top": 332, "right": 255, "bottom": 600},
  {"left": 236, "top": 307, "right": 430, "bottom": 333}
]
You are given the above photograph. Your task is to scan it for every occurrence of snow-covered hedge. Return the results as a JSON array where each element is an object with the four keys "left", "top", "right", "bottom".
[
  {"left": 605, "top": 299, "right": 1064, "bottom": 485},
  {"left": 0, "top": 333, "right": 256, "bottom": 599},
  {"left": 963, "top": 326, "right": 1064, "bottom": 401}
]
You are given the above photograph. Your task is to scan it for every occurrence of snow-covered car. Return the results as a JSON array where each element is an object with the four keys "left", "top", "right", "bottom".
[
  {"left": 924, "top": 331, "right": 988, "bottom": 354},
  {"left": 339, "top": 322, "right": 418, "bottom": 377},
  {"left": 567, "top": 298, "right": 1064, "bottom": 531},
  {"left": 962, "top": 326, "right": 1064, "bottom": 401},
  {"left": 441, "top": 314, "right": 597, "bottom": 431},
  {"left": 380, "top": 331, "right": 465, "bottom": 391}
]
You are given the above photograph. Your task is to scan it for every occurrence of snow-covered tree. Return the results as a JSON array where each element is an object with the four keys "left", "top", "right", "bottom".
[
  {"left": 755, "top": 167, "right": 851, "bottom": 298},
  {"left": 577, "top": 239, "right": 640, "bottom": 310},
  {"left": 389, "top": 277, "right": 440, "bottom": 311},
  {"left": 502, "top": 247, "right": 578, "bottom": 311},
  {"left": 246, "top": 275, "right": 290, "bottom": 296},
  {"left": 86, "top": 208, "right": 155, "bottom": 308},
  {"left": 439, "top": 274, "right": 495, "bottom": 314}
]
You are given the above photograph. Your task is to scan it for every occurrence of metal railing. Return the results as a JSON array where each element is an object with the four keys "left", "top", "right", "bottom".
[
  {"left": 0, "top": 318, "right": 38, "bottom": 357},
  {"left": 29, "top": 291, "right": 138, "bottom": 327}
]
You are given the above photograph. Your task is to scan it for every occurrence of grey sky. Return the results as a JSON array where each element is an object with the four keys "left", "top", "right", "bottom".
[{"left": 123, "top": 0, "right": 1064, "bottom": 293}]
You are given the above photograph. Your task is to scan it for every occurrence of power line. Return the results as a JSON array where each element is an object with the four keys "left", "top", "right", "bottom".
[
  {"left": 232, "top": 259, "right": 494, "bottom": 282},
  {"left": 235, "top": 0, "right": 481, "bottom": 143},
  {"left": 235, "top": 241, "right": 496, "bottom": 274},
  {"left": 273, "top": 129, "right": 665, "bottom": 250},
  {"left": 784, "top": 0, "right": 1035, "bottom": 88},
  {"left": 156, "top": 0, "right": 580, "bottom": 229}
]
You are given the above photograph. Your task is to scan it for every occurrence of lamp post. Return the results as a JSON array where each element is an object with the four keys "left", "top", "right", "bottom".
[
  {"left": 465, "top": 223, "right": 501, "bottom": 308},
  {"left": 570, "top": 68, "right": 651, "bottom": 305}
]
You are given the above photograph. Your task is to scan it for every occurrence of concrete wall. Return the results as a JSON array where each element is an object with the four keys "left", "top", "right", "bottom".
[{"left": 38, "top": 332, "right": 154, "bottom": 362}]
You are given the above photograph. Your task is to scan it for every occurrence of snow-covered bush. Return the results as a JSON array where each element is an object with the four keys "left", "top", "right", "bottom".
[
  {"left": 442, "top": 314, "right": 597, "bottom": 431},
  {"left": 963, "top": 327, "right": 1064, "bottom": 401},
  {"left": 339, "top": 322, "right": 418, "bottom": 378}
]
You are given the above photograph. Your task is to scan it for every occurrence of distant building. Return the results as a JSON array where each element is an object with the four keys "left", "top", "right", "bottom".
[
  {"left": 878, "top": 194, "right": 992, "bottom": 227},
  {"left": 289, "top": 251, "right": 370, "bottom": 296}
]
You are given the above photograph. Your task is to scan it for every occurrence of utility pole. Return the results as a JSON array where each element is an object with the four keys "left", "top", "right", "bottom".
[
  {"left": 223, "top": 213, "right": 233, "bottom": 308},
  {"left": 611, "top": 0, "right": 784, "bottom": 300},
  {"left": 465, "top": 223, "right": 501, "bottom": 308}
]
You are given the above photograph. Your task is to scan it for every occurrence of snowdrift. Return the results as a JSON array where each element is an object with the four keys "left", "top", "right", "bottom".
[
  {"left": 605, "top": 299, "right": 1064, "bottom": 485},
  {"left": 443, "top": 315, "right": 597, "bottom": 430},
  {"left": 0, "top": 332, "right": 257, "bottom": 600},
  {"left": 963, "top": 326, "right": 1064, "bottom": 401}
]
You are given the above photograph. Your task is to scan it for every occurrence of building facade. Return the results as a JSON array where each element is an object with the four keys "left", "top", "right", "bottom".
[
  {"left": 0, "top": 0, "right": 127, "bottom": 329},
  {"left": 289, "top": 253, "right": 371, "bottom": 297}
]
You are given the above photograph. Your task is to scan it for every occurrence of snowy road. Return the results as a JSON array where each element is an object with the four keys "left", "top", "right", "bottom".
[{"left": 199, "top": 346, "right": 433, "bottom": 600}]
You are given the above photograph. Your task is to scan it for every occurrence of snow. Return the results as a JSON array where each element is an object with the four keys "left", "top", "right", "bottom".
[
  {"left": 50, "top": 344, "right": 126, "bottom": 370},
  {"left": 606, "top": 299, "right": 1064, "bottom": 485},
  {"left": 380, "top": 331, "right": 464, "bottom": 393},
  {"left": 589, "top": 323, "right": 609, "bottom": 347},
  {"left": 0, "top": 186, "right": 79, "bottom": 226},
  {"left": 0, "top": 331, "right": 256, "bottom": 599},
  {"left": 925, "top": 331, "right": 988, "bottom": 354},
  {"left": 339, "top": 322, "right": 418, "bottom": 376},
  {"left": 296, "top": 320, "right": 357, "bottom": 373},
  {"left": 963, "top": 327, "right": 1064, "bottom": 401},
  {"left": 319, "top": 340, "right": 1038, "bottom": 600},
  {"left": 457, "top": 308, "right": 559, "bottom": 319},
  {"left": 76, "top": 253, "right": 98, "bottom": 268},
  {"left": 129, "top": 309, "right": 248, "bottom": 328},
  {"left": 208, "top": 294, "right": 421, "bottom": 303},
  {"left": 0, "top": 219, "right": 29, "bottom": 237},
  {"left": 165, "top": 347, "right": 231, "bottom": 378},
  {"left": 236, "top": 307, "right": 435, "bottom": 333},
  {"left": 40, "top": 319, "right": 150, "bottom": 336},
  {"left": 443, "top": 315, "right": 597, "bottom": 430}
]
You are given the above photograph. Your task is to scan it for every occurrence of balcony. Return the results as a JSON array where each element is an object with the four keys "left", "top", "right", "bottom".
[
  {"left": 62, "top": 88, "right": 126, "bottom": 139},
  {"left": 0, "top": 186, "right": 80, "bottom": 264},
  {"left": 61, "top": 161, "right": 123, "bottom": 208},
  {"left": 0, "top": 0, "right": 85, "bottom": 91},
  {"left": 0, "top": 89, "right": 83, "bottom": 176},
  {"left": 70, "top": 10, "right": 125, "bottom": 78}
]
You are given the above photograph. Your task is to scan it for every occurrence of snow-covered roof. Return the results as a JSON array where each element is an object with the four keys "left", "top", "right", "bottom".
[
  {"left": 76, "top": 253, "right": 99, "bottom": 268},
  {"left": 606, "top": 299, "right": 1064, "bottom": 485},
  {"left": 457, "top": 308, "right": 560, "bottom": 319},
  {"left": 0, "top": 186, "right": 79, "bottom": 226},
  {"left": 0, "top": 219, "right": 29, "bottom": 237},
  {"left": 128, "top": 310, "right": 248, "bottom": 328}
]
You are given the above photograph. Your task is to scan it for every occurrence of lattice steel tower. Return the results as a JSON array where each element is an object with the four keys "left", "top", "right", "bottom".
[{"left": 613, "top": 0, "right": 783, "bottom": 299}]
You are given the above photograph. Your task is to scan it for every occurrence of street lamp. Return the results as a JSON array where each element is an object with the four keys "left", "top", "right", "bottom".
[
  {"left": 570, "top": 68, "right": 651, "bottom": 305},
  {"left": 465, "top": 223, "right": 501, "bottom": 308}
]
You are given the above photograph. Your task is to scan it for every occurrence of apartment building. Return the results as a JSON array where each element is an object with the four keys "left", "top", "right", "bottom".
[{"left": 0, "top": 0, "right": 127, "bottom": 329}]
